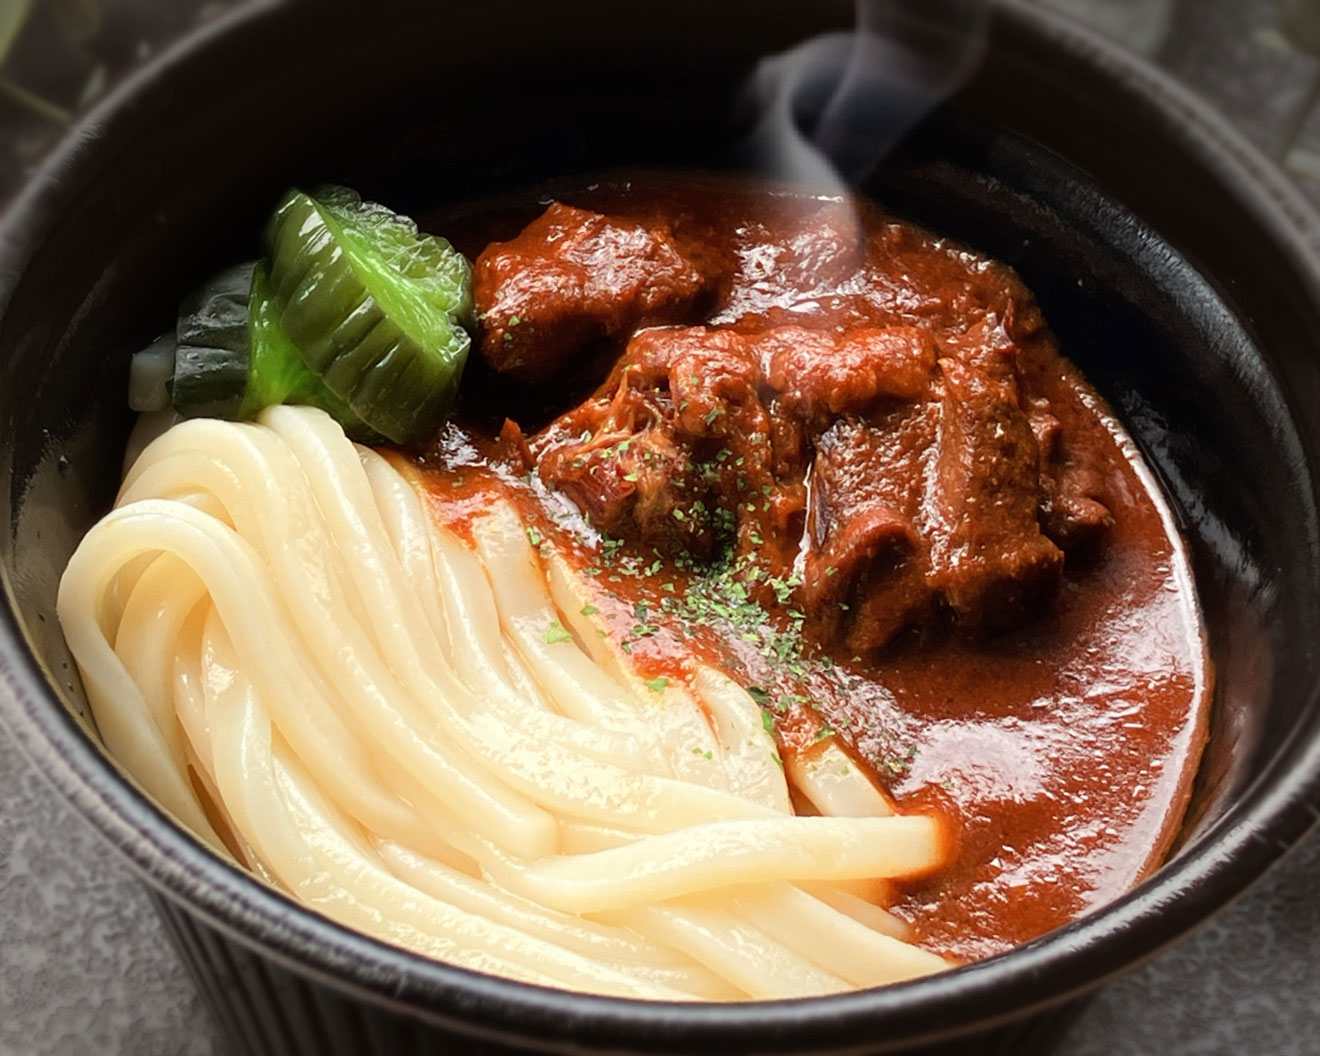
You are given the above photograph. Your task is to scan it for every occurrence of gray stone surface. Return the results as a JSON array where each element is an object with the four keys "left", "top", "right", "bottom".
[
  {"left": 0, "top": 730, "right": 216, "bottom": 1056},
  {"left": 1034, "top": 0, "right": 1176, "bottom": 55},
  {"left": 4, "top": 1, "right": 1320, "bottom": 1055},
  {"left": 1156, "top": 0, "right": 1320, "bottom": 158},
  {"left": 1059, "top": 833, "right": 1320, "bottom": 1056}
]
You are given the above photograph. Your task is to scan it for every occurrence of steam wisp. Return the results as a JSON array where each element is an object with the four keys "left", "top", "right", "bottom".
[{"left": 737, "top": 0, "right": 990, "bottom": 192}]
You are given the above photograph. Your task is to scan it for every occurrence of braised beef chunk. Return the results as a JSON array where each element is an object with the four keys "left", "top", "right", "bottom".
[
  {"left": 1030, "top": 401, "right": 1114, "bottom": 549},
  {"left": 627, "top": 327, "right": 767, "bottom": 441},
  {"left": 540, "top": 412, "right": 719, "bottom": 556},
  {"left": 928, "top": 359, "right": 1064, "bottom": 633},
  {"left": 502, "top": 193, "right": 1115, "bottom": 652},
  {"left": 534, "top": 325, "right": 805, "bottom": 564},
  {"left": 473, "top": 203, "right": 710, "bottom": 383},
  {"left": 803, "top": 416, "right": 935, "bottom": 652},
  {"left": 729, "top": 200, "right": 867, "bottom": 304},
  {"left": 939, "top": 312, "right": 1021, "bottom": 383},
  {"left": 759, "top": 326, "right": 937, "bottom": 426},
  {"left": 1041, "top": 463, "right": 1113, "bottom": 550}
]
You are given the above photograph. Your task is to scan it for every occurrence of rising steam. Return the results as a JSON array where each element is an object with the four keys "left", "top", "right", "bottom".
[{"left": 737, "top": 0, "right": 990, "bottom": 192}]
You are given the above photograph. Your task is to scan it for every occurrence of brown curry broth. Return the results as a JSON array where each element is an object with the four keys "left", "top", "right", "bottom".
[{"left": 410, "top": 176, "right": 1210, "bottom": 963}]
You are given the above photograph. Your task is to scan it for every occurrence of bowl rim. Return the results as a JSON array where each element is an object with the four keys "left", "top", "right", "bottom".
[{"left": 2, "top": 0, "right": 1320, "bottom": 1050}]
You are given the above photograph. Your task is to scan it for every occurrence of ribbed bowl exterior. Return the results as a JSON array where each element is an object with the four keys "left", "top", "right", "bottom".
[{"left": 149, "top": 894, "right": 1084, "bottom": 1056}]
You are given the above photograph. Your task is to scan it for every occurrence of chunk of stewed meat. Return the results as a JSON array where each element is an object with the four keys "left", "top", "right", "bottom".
[
  {"left": 939, "top": 311, "right": 1021, "bottom": 383},
  {"left": 540, "top": 415, "right": 720, "bottom": 557},
  {"left": 802, "top": 414, "right": 936, "bottom": 651},
  {"left": 534, "top": 313, "right": 1095, "bottom": 650},
  {"left": 723, "top": 200, "right": 867, "bottom": 321},
  {"left": 1029, "top": 400, "right": 1114, "bottom": 550},
  {"left": 626, "top": 327, "right": 766, "bottom": 439},
  {"left": 759, "top": 326, "right": 937, "bottom": 427},
  {"left": 474, "top": 203, "right": 711, "bottom": 383},
  {"left": 534, "top": 325, "right": 809, "bottom": 566},
  {"left": 926, "top": 358, "right": 1064, "bottom": 632}
]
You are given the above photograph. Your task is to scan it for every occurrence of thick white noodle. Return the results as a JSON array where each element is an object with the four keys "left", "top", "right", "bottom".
[
  {"left": 57, "top": 406, "right": 952, "bottom": 1000},
  {"left": 786, "top": 739, "right": 896, "bottom": 818}
]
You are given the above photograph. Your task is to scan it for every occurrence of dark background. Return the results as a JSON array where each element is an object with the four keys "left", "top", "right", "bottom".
[{"left": 1, "top": 1, "right": 1318, "bottom": 1053}]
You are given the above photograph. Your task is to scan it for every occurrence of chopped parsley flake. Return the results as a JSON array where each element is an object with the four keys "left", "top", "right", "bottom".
[
  {"left": 543, "top": 621, "right": 573, "bottom": 645},
  {"left": 644, "top": 676, "right": 669, "bottom": 694},
  {"left": 580, "top": 604, "right": 598, "bottom": 616}
]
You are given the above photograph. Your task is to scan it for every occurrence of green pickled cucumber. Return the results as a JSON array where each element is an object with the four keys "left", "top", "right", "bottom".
[
  {"left": 169, "top": 261, "right": 378, "bottom": 440},
  {"left": 263, "top": 185, "right": 473, "bottom": 444},
  {"left": 172, "top": 262, "right": 254, "bottom": 420}
]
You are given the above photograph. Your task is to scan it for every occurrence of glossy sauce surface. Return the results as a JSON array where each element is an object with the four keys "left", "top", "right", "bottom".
[{"left": 411, "top": 176, "right": 1210, "bottom": 962}]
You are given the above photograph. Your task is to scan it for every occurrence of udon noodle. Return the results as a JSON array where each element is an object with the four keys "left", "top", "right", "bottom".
[{"left": 58, "top": 405, "right": 950, "bottom": 1000}]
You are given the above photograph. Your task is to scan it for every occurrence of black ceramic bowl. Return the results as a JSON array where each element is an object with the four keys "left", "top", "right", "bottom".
[{"left": 2, "top": 2, "right": 1319, "bottom": 1054}]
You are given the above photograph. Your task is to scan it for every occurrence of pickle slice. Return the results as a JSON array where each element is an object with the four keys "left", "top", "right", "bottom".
[
  {"left": 172, "top": 262, "right": 254, "bottom": 420},
  {"left": 168, "top": 261, "right": 377, "bottom": 440},
  {"left": 264, "top": 185, "right": 473, "bottom": 444},
  {"left": 242, "top": 264, "right": 376, "bottom": 438}
]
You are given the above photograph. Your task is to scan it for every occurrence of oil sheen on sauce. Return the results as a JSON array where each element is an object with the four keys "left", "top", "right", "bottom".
[{"left": 406, "top": 175, "right": 1210, "bottom": 964}]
